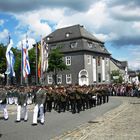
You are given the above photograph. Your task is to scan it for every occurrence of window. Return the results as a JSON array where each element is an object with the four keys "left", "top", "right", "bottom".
[
  {"left": 87, "top": 55, "right": 91, "bottom": 64},
  {"left": 100, "top": 44, "right": 105, "bottom": 51},
  {"left": 57, "top": 75, "right": 62, "bottom": 84},
  {"left": 66, "top": 74, "right": 72, "bottom": 84},
  {"left": 98, "top": 73, "right": 101, "bottom": 83},
  {"left": 70, "top": 42, "right": 77, "bottom": 48},
  {"left": 88, "top": 42, "right": 93, "bottom": 48},
  {"left": 50, "top": 45, "right": 57, "bottom": 50},
  {"left": 48, "top": 75, "right": 53, "bottom": 84},
  {"left": 47, "top": 37, "right": 50, "bottom": 41},
  {"left": 93, "top": 42, "right": 98, "bottom": 48},
  {"left": 65, "top": 56, "right": 71, "bottom": 66},
  {"left": 106, "top": 58, "right": 109, "bottom": 66},
  {"left": 106, "top": 73, "right": 110, "bottom": 82},
  {"left": 102, "top": 58, "right": 105, "bottom": 81},
  {"left": 97, "top": 56, "right": 101, "bottom": 66},
  {"left": 66, "top": 33, "right": 70, "bottom": 37}
]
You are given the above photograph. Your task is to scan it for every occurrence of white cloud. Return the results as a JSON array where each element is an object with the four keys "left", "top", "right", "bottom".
[
  {"left": 17, "top": 37, "right": 36, "bottom": 50},
  {"left": 14, "top": 8, "right": 66, "bottom": 38},
  {"left": 110, "top": 5, "right": 140, "bottom": 20},
  {"left": 127, "top": 46, "right": 140, "bottom": 70},
  {"left": 0, "top": 19, "right": 4, "bottom": 26},
  {"left": 0, "top": 29, "right": 9, "bottom": 43},
  {"left": 129, "top": 60, "right": 140, "bottom": 70},
  {"left": 11, "top": 1, "right": 112, "bottom": 40},
  {"left": 94, "top": 32, "right": 118, "bottom": 42},
  {"left": 132, "top": 22, "right": 140, "bottom": 30},
  {"left": 11, "top": 0, "right": 140, "bottom": 46},
  {"left": 56, "top": 1, "right": 110, "bottom": 30},
  {"left": 0, "top": 0, "right": 95, "bottom": 13}
]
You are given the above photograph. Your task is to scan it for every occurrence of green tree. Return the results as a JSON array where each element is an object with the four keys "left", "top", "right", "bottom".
[
  {"left": 111, "top": 70, "right": 123, "bottom": 83},
  {"left": 0, "top": 43, "right": 37, "bottom": 84},
  {"left": 47, "top": 47, "right": 68, "bottom": 85},
  {"left": 0, "top": 43, "right": 6, "bottom": 74},
  {"left": 28, "top": 47, "right": 36, "bottom": 84},
  {"left": 11, "top": 47, "right": 21, "bottom": 83},
  {"left": 28, "top": 47, "right": 36, "bottom": 75}
]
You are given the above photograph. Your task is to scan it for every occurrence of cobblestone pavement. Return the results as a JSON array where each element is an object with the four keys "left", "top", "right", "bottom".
[{"left": 52, "top": 97, "right": 140, "bottom": 140}]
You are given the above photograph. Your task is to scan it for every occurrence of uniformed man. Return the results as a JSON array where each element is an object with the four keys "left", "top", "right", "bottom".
[
  {"left": 0, "top": 87, "right": 8, "bottom": 120},
  {"left": 32, "top": 86, "right": 47, "bottom": 125},
  {"left": 16, "top": 87, "right": 28, "bottom": 122},
  {"left": 91, "top": 87, "right": 97, "bottom": 107},
  {"left": 68, "top": 87, "right": 76, "bottom": 114},
  {"left": 75, "top": 87, "right": 82, "bottom": 113},
  {"left": 45, "top": 87, "right": 53, "bottom": 112},
  {"left": 7, "top": 87, "right": 14, "bottom": 105},
  {"left": 60, "top": 87, "right": 67, "bottom": 112}
]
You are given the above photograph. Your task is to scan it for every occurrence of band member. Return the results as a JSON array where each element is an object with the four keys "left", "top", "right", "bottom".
[
  {"left": 16, "top": 87, "right": 28, "bottom": 122},
  {"left": 32, "top": 86, "right": 47, "bottom": 125},
  {"left": 0, "top": 88, "right": 8, "bottom": 120}
]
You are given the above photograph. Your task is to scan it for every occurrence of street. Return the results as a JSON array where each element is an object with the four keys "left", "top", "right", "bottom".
[{"left": 0, "top": 97, "right": 121, "bottom": 140}]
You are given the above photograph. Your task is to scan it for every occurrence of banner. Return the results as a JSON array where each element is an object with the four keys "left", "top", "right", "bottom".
[
  {"left": 22, "top": 39, "right": 30, "bottom": 78},
  {"left": 5, "top": 37, "right": 15, "bottom": 77}
]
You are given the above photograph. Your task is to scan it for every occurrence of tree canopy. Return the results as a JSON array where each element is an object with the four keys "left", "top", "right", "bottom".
[
  {"left": 0, "top": 43, "right": 36, "bottom": 85},
  {"left": 111, "top": 70, "right": 123, "bottom": 83},
  {"left": 0, "top": 43, "right": 6, "bottom": 74},
  {"left": 47, "top": 47, "right": 68, "bottom": 85}
]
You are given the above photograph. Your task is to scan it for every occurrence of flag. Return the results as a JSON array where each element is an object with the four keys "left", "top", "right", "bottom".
[
  {"left": 42, "top": 41, "right": 48, "bottom": 72},
  {"left": 37, "top": 43, "right": 41, "bottom": 78},
  {"left": 37, "top": 38, "right": 48, "bottom": 80},
  {"left": 22, "top": 39, "right": 30, "bottom": 78},
  {"left": 5, "top": 37, "right": 15, "bottom": 77}
]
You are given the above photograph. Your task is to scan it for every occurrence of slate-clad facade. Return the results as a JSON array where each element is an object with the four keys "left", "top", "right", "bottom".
[{"left": 44, "top": 24, "right": 111, "bottom": 85}]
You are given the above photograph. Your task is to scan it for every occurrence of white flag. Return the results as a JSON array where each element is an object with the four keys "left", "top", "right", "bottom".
[{"left": 5, "top": 38, "right": 15, "bottom": 77}]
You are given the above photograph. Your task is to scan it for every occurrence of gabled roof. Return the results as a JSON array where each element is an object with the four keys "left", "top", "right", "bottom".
[{"left": 111, "top": 57, "right": 128, "bottom": 70}]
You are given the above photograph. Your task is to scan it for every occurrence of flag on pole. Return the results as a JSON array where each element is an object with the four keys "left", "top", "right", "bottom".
[
  {"left": 37, "top": 43, "right": 41, "bottom": 78},
  {"left": 5, "top": 36, "right": 15, "bottom": 77},
  {"left": 37, "top": 37, "right": 49, "bottom": 80},
  {"left": 42, "top": 41, "right": 48, "bottom": 72},
  {"left": 22, "top": 38, "right": 30, "bottom": 78}
]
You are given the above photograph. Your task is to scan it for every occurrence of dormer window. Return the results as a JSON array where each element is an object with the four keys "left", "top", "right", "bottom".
[
  {"left": 101, "top": 47, "right": 105, "bottom": 51},
  {"left": 66, "top": 33, "right": 70, "bottom": 38},
  {"left": 70, "top": 42, "right": 77, "bottom": 48},
  {"left": 88, "top": 42, "right": 93, "bottom": 48},
  {"left": 93, "top": 43, "right": 98, "bottom": 48},
  {"left": 47, "top": 37, "right": 50, "bottom": 41},
  {"left": 100, "top": 44, "right": 105, "bottom": 51}
]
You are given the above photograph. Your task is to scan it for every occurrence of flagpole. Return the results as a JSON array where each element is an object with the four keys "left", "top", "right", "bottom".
[
  {"left": 36, "top": 42, "right": 38, "bottom": 85},
  {"left": 25, "top": 34, "right": 28, "bottom": 86},
  {"left": 40, "top": 36, "right": 43, "bottom": 85},
  {"left": 6, "top": 34, "right": 10, "bottom": 86},
  {"left": 21, "top": 41, "right": 23, "bottom": 85}
]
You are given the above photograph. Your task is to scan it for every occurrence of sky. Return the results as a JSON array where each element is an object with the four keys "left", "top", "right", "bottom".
[{"left": 0, "top": 0, "right": 140, "bottom": 70}]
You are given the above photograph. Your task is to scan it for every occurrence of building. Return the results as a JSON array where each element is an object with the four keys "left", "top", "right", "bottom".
[
  {"left": 110, "top": 57, "right": 129, "bottom": 83},
  {"left": 128, "top": 71, "right": 139, "bottom": 85},
  {"left": 44, "top": 24, "right": 111, "bottom": 86}
]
